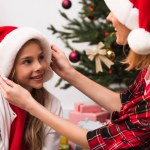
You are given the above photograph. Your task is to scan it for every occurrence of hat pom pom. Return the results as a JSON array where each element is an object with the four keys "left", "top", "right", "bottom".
[{"left": 128, "top": 29, "right": 150, "bottom": 55}]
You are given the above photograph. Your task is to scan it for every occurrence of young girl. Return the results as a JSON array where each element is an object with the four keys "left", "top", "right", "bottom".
[
  {"left": 0, "top": 26, "right": 62, "bottom": 150},
  {"left": 1, "top": 0, "right": 150, "bottom": 149}
]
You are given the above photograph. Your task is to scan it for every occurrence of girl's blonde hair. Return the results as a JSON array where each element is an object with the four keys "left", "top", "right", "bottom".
[
  {"left": 24, "top": 88, "right": 48, "bottom": 150},
  {"left": 9, "top": 39, "right": 49, "bottom": 150},
  {"left": 123, "top": 50, "right": 150, "bottom": 71}
]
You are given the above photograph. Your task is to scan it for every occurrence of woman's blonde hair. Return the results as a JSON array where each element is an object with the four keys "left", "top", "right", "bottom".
[
  {"left": 123, "top": 50, "right": 150, "bottom": 71},
  {"left": 9, "top": 39, "right": 49, "bottom": 150}
]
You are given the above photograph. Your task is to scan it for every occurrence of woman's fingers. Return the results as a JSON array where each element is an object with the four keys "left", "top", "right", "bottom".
[
  {"left": 0, "top": 76, "right": 8, "bottom": 90},
  {"left": 51, "top": 45, "right": 65, "bottom": 56},
  {"left": 51, "top": 45, "right": 60, "bottom": 58},
  {"left": 0, "top": 76, "right": 14, "bottom": 88},
  {"left": 2, "top": 76, "right": 14, "bottom": 86},
  {"left": 51, "top": 44, "right": 61, "bottom": 53},
  {"left": 0, "top": 76, "right": 12, "bottom": 100},
  {"left": 0, "top": 76, "right": 16, "bottom": 99}
]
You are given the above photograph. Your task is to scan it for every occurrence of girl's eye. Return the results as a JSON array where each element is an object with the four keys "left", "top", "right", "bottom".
[{"left": 23, "top": 59, "right": 32, "bottom": 64}]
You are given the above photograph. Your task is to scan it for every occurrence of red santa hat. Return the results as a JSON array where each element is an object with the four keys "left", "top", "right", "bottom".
[
  {"left": 104, "top": 0, "right": 150, "bottom": 55},
  {"left": 0, "top": 26, "right": 53, "bottom": 82}
]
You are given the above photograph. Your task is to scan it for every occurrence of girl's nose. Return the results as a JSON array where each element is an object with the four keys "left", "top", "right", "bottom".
[{"left": 34, "top": 61, "right": 43, "bottom": 71}]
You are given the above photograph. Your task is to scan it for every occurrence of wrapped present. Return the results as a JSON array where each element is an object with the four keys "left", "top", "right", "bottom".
[{"left": 69, "top": 103, "right": 110, "bottom": 124}]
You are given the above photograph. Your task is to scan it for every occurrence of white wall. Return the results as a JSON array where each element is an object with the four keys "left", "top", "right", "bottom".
[{"left": 0, "top": 0, "right": 95, "bottom": 117}]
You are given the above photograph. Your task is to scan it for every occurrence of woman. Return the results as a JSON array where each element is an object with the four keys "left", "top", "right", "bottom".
[{"left": 0, "top": 0, "right": 150, "bottom": 149}]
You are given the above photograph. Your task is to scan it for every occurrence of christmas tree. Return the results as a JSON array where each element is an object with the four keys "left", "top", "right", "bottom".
[{"left": 48, "top": 0, "right": 139, "bottom": 91}]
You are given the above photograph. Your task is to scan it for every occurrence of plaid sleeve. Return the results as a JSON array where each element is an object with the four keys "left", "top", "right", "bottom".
[
  {"left": 128, "top": 94, "right": 150, "bottom": 130},
  {"left": 87, "top": 128, "right": 107, "bottom": 150},
  {"left": 119, "top": 70, "right": 150, "bottom": 130},
  {"left": 120, "top": 69, "right": 147, "bottom": 105}
]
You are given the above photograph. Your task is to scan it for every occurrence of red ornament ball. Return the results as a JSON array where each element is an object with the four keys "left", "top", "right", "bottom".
[
  {"left": 62, "top": 0, "right": 72, "bottom": 9},
  {"left": 109, "top": 70, "right": 113, "bottom": 74},
  {"left": 105, "top": 32, "right": 109, "bottom": 37},
  {"left": 87, "top": 15, "right": 94, "bottom": 21},
  {"left": 69, "top": 51, "right": 81, "bottom": 63}
]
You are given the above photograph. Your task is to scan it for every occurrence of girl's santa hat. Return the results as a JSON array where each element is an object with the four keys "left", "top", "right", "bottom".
[
  {"left": 104, "top": 0, "right": 150, "bottom": 55},
  {"left": 0, "top": 26, "right": 53, "bottom": 82}
]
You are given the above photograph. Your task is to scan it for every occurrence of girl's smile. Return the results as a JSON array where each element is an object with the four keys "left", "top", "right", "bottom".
[{"left": 30, "top": 74, "right": 43, "bottom": 82}]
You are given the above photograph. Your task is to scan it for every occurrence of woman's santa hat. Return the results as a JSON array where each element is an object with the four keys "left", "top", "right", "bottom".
[
  {"left": 104, "top": 0, "right": 150, "bottom": 55},
  {"left": 0, "top": 26, "right": 53, "bottom": 82}
]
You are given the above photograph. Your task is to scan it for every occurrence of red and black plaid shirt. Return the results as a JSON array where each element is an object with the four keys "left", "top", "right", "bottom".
[{"left": 87, "top": 69, "right": 150, "bottom": 150}]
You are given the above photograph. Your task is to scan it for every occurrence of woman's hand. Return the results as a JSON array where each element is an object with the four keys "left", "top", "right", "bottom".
[
  {"left": 51, "top": 45, "right": 75, "bottom": 79},
  {"left": 0, "top": 76, "right": 33, "bottom": 111}
]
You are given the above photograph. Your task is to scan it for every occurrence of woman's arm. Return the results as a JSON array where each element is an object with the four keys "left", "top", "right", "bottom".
[
  {"left": 0, "top": 76, "right": 90, "bottom": 149},
  {"left": 29, "top": 100, "right": 89, "bottom": 149},
  {"left": 51, "top": 45, "right": 122, "bottom": 112}
]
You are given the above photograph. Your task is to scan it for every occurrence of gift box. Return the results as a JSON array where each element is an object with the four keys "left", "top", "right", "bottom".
[{"left": 69, "top": 103, "right": 110, "bottom": 124}]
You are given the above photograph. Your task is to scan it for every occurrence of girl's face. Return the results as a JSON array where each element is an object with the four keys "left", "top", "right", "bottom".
[
  {"left": 13, "top": 40, "right": 47, "bottom": 92},
  {"left": 106, "top": 12, "right": 131, "bottom": 45}
]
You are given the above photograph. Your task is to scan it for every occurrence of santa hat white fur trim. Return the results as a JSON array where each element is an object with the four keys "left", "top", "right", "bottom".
[
  {"left": 0, "top": 27, "right": 53, "bottom": 82},
  {"left": 128, "top": 29, "right": 150, "bottom": 55},
  {"left": 104, "top": 0, "right": 139, "bottom": 30}
]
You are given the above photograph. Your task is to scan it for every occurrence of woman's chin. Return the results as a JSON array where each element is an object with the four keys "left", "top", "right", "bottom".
[
  {"left": 116, "top": 35, "right": 128, "bottom": 46},
  {"left": 116, "top": 39, "right": 124, "bottom": 46}
]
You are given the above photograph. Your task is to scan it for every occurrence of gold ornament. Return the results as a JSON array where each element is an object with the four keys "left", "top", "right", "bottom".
[
  {"left": 86, "top": 42, "right": 114, "bottom": 73},
  {"left": 106, "top": 49, "right": 115, "bottom": 61}
]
